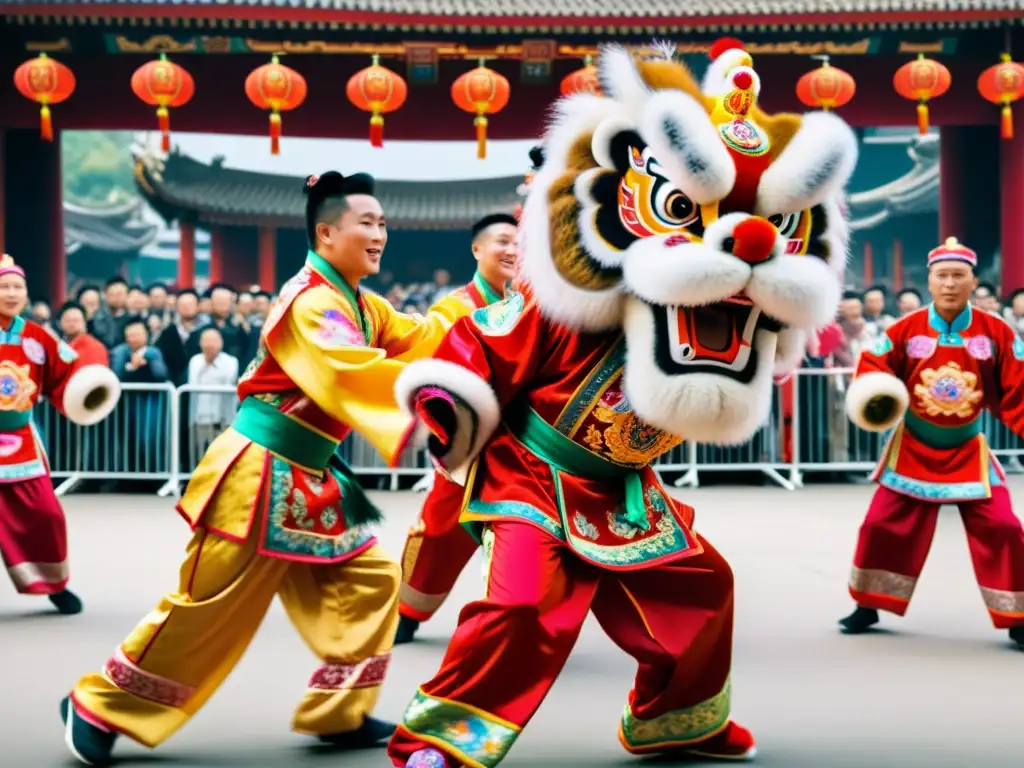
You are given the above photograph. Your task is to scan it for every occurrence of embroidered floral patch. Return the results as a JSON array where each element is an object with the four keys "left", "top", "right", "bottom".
[
  {"left": 906, "top": 335, "right": 937, "bottom": 359},
  {"left": 869, "top": 334, "right": 894, "bottom": 356},
  {"left": 965, "top": 335, "right": 993, "bottom": 361},
  {"left": 1014, "top": 337, "right": 1024, "bottom": 362},
  {"left": 317, "top": 308, "right": 365, "bottom": 347},
  {"left": 21, "top": 337, "right": 45, "bottom": 365},
  {"left": 57, "top": 339, "right": 77, "bottom": 363}
]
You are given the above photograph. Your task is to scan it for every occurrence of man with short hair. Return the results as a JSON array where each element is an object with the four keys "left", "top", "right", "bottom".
[
  {"left": 841, "top": 237, "right": 1024, "bottom": 649},
  {"left": 56, "top": 302, "right": 108, "bottom": 367},
  {"left": 62, "top": 171, "right": 476, "bottom": 765},
  {"left": 90, "top": 277, "right": 130, "bottom": 348},
  {"left": 896, "top": 287, "right": 922, "bottom": 317},
  {"left": 396, "top": 212, "right": 519, "bottom": 645}
]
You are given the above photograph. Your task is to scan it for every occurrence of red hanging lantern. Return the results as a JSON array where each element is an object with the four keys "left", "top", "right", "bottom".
[
  {"left": 893, "top": 54, "right": 951, "bottom": 135},
  {"left": 346, "top": 55, "right": 408, "bottom": 148},
  {"left": 560, "top": 55, "right": 601, "bottom": 97},
  {"left": 244, "top": 54, "right": 308, "bottom": 155},
  {"left": 795, "top": 58, "right": 856, "bottom": 111},
  {"left": 13, "top": 53, "right": 76, "bottom": 141},
  {"left": 977, "top": 53, "right": 1024, "bottom": 140},
  {"left": 130, "top": 53, "right": 195, "bottom": 153},
  {"left": 451, "top": 59, "right": 511, "bottom": 160}
]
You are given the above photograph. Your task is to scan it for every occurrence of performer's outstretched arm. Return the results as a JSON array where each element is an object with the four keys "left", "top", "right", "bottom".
[
  {"left": 993, "top": 320, "right": 1024, "bottom": 435},
  {"left": 367, "top": 291, "right": 473, "bottom": 363},
  {"left": 394, "top": 294, "right": 545, "bottom": 474},
  {"left": 39, "top": 333, "right": 120, "bottom": 427},
  {"left": 845, "top": 329, "right": 910, "bottom": 432}
]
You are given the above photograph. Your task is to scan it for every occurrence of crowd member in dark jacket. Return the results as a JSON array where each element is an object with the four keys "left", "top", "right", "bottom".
[
  {"left": 153, "top": 288, "right": 203, "bottom": 386},
  {"left": 200, "top": 284, "right": 253, "bottom": 370},
  {"left": 89, "top": 277, "right": 131, "bottom": 348}
]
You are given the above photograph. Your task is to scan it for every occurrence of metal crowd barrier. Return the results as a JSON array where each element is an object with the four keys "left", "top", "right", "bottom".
[{"left": 30, "top": 369, "right": 1024, "bottom": 498}]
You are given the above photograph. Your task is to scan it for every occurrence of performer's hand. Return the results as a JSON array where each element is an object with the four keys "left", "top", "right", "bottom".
[{"left": 413, "top": 387, "right": 459, "bottom": 458}]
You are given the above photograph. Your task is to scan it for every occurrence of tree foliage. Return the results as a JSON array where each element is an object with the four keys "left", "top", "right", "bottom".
[{"left": 62, "top": 131, "right": 136, "bottom": 205}]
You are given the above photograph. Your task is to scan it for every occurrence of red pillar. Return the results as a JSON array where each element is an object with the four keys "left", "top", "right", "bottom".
[
  {"left": 892, "top": 238, "right": 903, "bottom": 290},
  {"left": 1001, "top": 131, "right": 1024, "bottom": 293},
  {"left": 178, "top": 220, "right": 196, "bottom": 288},
  {"left": 208, "top": 225, "right": 224, "bottom": 285},
  {"left": 862, "top": 241, "right": 873, "bottom": 285},
  {"left": 48, "top": 132, "right": 66, "bottom": 304},
  {"left": 258, "top": 226, "right": 276, "bottom": 291},
  {"left": 939, "top": 126, "right": 966, "bottom": 243}
]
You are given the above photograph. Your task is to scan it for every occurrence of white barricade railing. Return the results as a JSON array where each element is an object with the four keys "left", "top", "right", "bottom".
[
  {"left": 31, "top": 369, "right": 1024, "bottom": 497},
  {"left": 34, "top": 382, "right": 179, "bottom": 496}
]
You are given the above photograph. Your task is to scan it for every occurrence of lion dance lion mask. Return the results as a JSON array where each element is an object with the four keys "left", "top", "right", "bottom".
[{"left": 515, "top": 40, "right": 857, "bottom": 444}]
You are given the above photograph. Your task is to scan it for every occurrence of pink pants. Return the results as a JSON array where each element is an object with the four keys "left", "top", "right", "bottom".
[
  {"left": 0, "top": 475, "right": 69, "bottom": 595},
  {"left": 849, "top": 485, "right": 1024, "bottom": 628}
]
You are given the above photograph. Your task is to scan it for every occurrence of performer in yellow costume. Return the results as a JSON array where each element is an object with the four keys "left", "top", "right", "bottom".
[{"left": 61, "top": 172, "right": 470, "bottom": 766}]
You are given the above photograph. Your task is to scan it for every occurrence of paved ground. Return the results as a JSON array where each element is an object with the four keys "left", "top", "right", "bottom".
[{"left": 2, "top": 481, "right": 1022, "bottom": 767}]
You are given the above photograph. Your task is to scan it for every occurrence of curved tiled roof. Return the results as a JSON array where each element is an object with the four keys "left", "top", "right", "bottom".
[
  {"left": 5, "top": 0, "right": 1022, "bottom": 21},
  {"left": 847, "top": 133, "right": 938, "bottom": 231},
  {"left": 133, "top": 148, "right": 520, "bottom": 231},
  {"left": 64, "top": 199, "right": 159, "bottom": 255}
]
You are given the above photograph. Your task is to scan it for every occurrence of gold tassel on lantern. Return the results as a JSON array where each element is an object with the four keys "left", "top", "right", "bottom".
[
  {"left": 475, "top": 114, "right": 488, "bottom": 159},
  {"left": 269, "top": 111, "right": 281, "bottom": 155},
  {"left": 1002, "top": 103, "right": 1014, "bottom": 140},
  {"left": 916, "top": 101, "right": 929, "bottom": 135},
  {"left": 370, "top": 113, "right": 384, "bottom": 148},
  {"left": 39, "top": 103, "right": 53, "bottom": 141},
  {"left": 157, "top": 105, "right": 171, "bottom": 151}
]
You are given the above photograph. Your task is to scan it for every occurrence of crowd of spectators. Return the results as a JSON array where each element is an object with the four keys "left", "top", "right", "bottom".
[{"left": 24, "top": 272, "right": 1024, "bottom": 486}]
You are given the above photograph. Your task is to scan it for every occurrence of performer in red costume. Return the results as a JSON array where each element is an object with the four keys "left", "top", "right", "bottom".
[
  {"left": 388, "top": 38, "right": 858, "bottom": 767},
  {"left": 396, "top": 212, "right": 519, "bottom": 644},
  {"left": 841, "top": 237, "right": 1024, "bottom": 647},
  {"left": 0, "top": 254, "right": 120, "bottom": 613}
]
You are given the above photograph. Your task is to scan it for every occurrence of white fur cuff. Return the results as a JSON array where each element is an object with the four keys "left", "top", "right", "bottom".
[
  {"left": 394, "top": 358, "right": 502, "bottom": 472},
  {"left": 62, "top": 364, "right": 121, "bottom": 426},
  {"left": 845, "top": 371, "right": 909, "bottom": 433}
]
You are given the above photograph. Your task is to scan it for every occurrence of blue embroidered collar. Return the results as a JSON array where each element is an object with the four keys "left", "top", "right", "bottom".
[{"left": 928, "top": 302, "right": 972, "bottom": 336}]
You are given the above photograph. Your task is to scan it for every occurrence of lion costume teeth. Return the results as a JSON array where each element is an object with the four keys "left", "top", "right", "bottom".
[{"left": 519, "top": 39, "right": 857, "bottom": 443}]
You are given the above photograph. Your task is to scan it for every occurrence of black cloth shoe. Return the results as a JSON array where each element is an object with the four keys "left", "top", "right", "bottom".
[
  {"left": 49, "top": 590, "right": 83, "bottom": 615},
  {"left": 838, "top": 606, "right": 879, "bottom": 634},
  {"left": 395, "top": 615, "right": 420, "bottom": 645},
  {"left": 317, "top": 716, "right": 396, "bottom": 749},
  {"left": 1009, "top": 626, "right": 1024, "bottom": 650},
  {"left": 61, "top": 695, "right": 117, "bottom": 765}
]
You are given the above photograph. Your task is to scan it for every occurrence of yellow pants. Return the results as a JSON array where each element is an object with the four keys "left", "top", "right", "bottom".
[{"left": 72, "top": 527, "right": 400, "bottom": 748}]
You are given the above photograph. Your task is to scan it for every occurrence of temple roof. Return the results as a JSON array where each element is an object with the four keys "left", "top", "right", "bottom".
[
  {"left": 64, "top": 199, "right": 160, "bottom": 256},
  {"left": 847, "top": 133, "right": 938, "bottom": 231},
  {"left": 132, "top": 147, "right": 521, "bottom": 231},
  {"left": 7, "top": 0, "right": 1021, "bottom": 26}
]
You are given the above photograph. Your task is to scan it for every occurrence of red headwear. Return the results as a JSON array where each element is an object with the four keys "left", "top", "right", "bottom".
[
  {"left": 0, "top": 254, "right": 25, "bottom": 279},
  {"left": 927, "top": 237, "right": 977, "bottom": 269}
]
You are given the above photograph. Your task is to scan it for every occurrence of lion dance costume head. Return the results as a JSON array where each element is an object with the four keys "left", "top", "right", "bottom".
[{"left": 520, "top": 39, "right": 857, "bottom": 443}]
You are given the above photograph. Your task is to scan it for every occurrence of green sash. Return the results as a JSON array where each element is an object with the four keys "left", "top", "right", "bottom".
[
  {"left": 232, "top": 397, "right": 382, "bottom": 525},
  {"left": 904, "top": 409, "right": 981, "bottom": 449},
  {"left": 0, "top": 410, "right": 32, "bottom": 431},
  {"left": 505, "top": 404, "right": 650, "bottom": 531}
]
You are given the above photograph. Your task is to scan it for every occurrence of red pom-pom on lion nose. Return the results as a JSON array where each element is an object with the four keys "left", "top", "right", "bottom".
[
  {"left": 730, "top": 216, "right": 778, "bottom": 264},
  {"left": 731, "top": 71, "right": 753, "bottom": 91}
]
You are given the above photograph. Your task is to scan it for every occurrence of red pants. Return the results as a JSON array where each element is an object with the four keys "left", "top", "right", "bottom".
[
  {"left": 399, "top": 473, "right": 478, "bottom": 622},
  {"left": 388, "top": 520, "right": 734, "bottom": 767},
  {"left": 0, "top": 475, "right": 69, "bottom": 595},
  {"left": 850, "top": 484, "right": 1024, "bottom": 628}
]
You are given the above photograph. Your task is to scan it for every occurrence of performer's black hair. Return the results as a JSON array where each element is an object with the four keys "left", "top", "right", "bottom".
[
  {"left": 303, "top": 171, "right": 377, "bottom": 249},
  {"left": 471, "top": 213, "right": 518, "bottom": 242},
  {"left": 528, "top": 145, "right": 545, "bottom": 170}
]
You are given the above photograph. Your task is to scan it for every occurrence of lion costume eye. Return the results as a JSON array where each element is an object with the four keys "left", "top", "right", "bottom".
[{"left": 657, "top": 188, "right": 699, "bottom": 228}]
